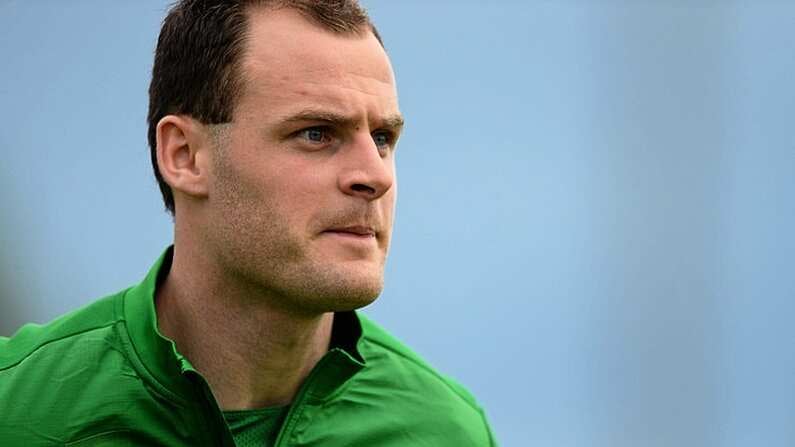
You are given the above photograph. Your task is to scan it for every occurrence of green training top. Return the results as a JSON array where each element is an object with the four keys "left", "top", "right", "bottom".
[
  {"left": 223, "top": 406, "right": 288, "bottom": 447},
  {"left": 0, "top": 248, "right": 497, "bottom": 446}
]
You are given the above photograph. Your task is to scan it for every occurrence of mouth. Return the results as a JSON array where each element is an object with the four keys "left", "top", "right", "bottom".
[{"left": 322, "top": 225, "right": 377, "bottom": 239}]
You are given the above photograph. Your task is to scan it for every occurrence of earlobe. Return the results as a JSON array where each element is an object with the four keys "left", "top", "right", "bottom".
[{"left": 156, "top": 115, "right": 209, "bottom": 203}]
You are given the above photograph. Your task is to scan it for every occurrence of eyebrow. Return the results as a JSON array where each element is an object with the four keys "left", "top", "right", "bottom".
[{"left": 279, "top": 109, "right": 405, "bottom": 131}]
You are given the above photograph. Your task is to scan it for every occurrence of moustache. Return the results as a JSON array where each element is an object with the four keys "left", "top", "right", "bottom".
[{"left": 318, "top": 207, "right": 384, "bottom": 235}]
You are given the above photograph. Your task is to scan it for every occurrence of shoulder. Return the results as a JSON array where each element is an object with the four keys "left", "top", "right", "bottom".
[
  {"left": 354, "top": 314, "right": 497, "bottom": 446},
  {"left": 358, "top": 314, "right": 481, "bottom": 408},
  {"left": 0, "top": 291, "right": 125, "bottom": 368},
  {"left": 0, "top": 290, "right": 141, "bottom": 444}
]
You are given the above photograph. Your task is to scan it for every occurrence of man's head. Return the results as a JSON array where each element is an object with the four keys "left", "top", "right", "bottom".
[
  {"left": 148, "top": 0, "right": 384, "bottom": 214},
  {"left": 149, "top": 0, "right": 402, "bottom": 314}
]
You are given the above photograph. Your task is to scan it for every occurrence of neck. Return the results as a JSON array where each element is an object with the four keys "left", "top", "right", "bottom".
[{"left": 156, "top": 241, "right": 334, "bottom": 410}]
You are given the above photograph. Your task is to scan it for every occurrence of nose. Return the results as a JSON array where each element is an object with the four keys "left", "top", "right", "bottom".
[{"left": 337, "top": 133, "right": 394, "bottom": 200}]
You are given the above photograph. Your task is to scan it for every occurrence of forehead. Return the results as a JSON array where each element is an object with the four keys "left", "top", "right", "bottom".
[{"left": 236, "top": 7, "right": 398, "bottom": 118}]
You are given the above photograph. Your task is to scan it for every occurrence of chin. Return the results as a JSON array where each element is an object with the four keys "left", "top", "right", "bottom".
[
  {"left": 278, "top": 263, "right": 384, "bottom": 314},
  {"left": 312, "top": 274, "right": 383, "bottom": 312}
]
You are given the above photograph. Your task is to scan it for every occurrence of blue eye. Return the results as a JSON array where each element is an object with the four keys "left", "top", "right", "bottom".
[
  {"left": 299, "top": 127, "right": 330, "bottom": 143},
  {"left": 372, "top": 131, "right": 393, "bottom": 150}
]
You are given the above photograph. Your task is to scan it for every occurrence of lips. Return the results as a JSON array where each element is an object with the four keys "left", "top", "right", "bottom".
[{"left": 324, "top": 225, "right": 376, "bottom": 237}]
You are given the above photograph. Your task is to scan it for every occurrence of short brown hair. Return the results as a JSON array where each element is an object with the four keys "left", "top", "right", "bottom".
[{"left": 147, "top": 0, "right": 382, "bottom": 214}]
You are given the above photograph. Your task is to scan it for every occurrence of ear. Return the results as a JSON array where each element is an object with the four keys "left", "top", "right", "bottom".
[{"left": 155, "top": 115, "right": 210, "bottom": 206}]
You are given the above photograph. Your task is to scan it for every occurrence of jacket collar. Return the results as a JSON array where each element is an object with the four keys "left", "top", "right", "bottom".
[{"left": 122, "top": 246, "right": 366, "bottom": 404}]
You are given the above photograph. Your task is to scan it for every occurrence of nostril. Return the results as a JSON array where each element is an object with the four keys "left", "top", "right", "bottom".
[{"left": 351, "top": 183, "right": 376, "bottom": 195}]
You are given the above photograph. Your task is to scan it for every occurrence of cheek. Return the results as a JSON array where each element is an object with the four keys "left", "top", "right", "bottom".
[
  {"left": 250, "top": 164, "right": 334, "bottom": 234},
  {"left": 269, "top": 165, "right": 329, "bottom": 207}
]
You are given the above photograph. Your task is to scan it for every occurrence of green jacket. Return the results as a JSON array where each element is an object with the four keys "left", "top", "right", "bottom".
[{"left": 0, "top": 249, "right": 496, "bottom": 446}]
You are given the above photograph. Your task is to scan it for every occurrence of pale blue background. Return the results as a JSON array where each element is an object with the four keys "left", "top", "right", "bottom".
[{"left": 1, "top": 1, "right": 794, "bottom": 446}]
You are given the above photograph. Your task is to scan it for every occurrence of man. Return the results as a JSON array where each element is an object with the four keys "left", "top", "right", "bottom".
[{"left": 0, "top": 1, "right": 496, "bottom": 445}]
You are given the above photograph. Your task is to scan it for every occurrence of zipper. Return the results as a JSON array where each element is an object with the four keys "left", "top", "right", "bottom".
[
  {"left": 273, "top": 354, "right": 336, "bottom": 447},
  {"left": 187, "top": 371, "right": 236, "bottom": 447}
]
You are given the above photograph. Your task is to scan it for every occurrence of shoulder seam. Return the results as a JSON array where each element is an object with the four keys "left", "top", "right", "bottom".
[
  {"left": 0, "top": 320, "right": 122, "bottom": 372},
  {"left": 479, "top": 406, "right": 498, "bottom": 446},
  {"left": 362, "top": 334, "right": 483, "bottom": 413}
]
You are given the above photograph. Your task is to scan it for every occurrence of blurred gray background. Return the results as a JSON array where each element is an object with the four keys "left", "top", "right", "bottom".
[{"left": 1, "top": 1, "right": 794, "bottom": 446}]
